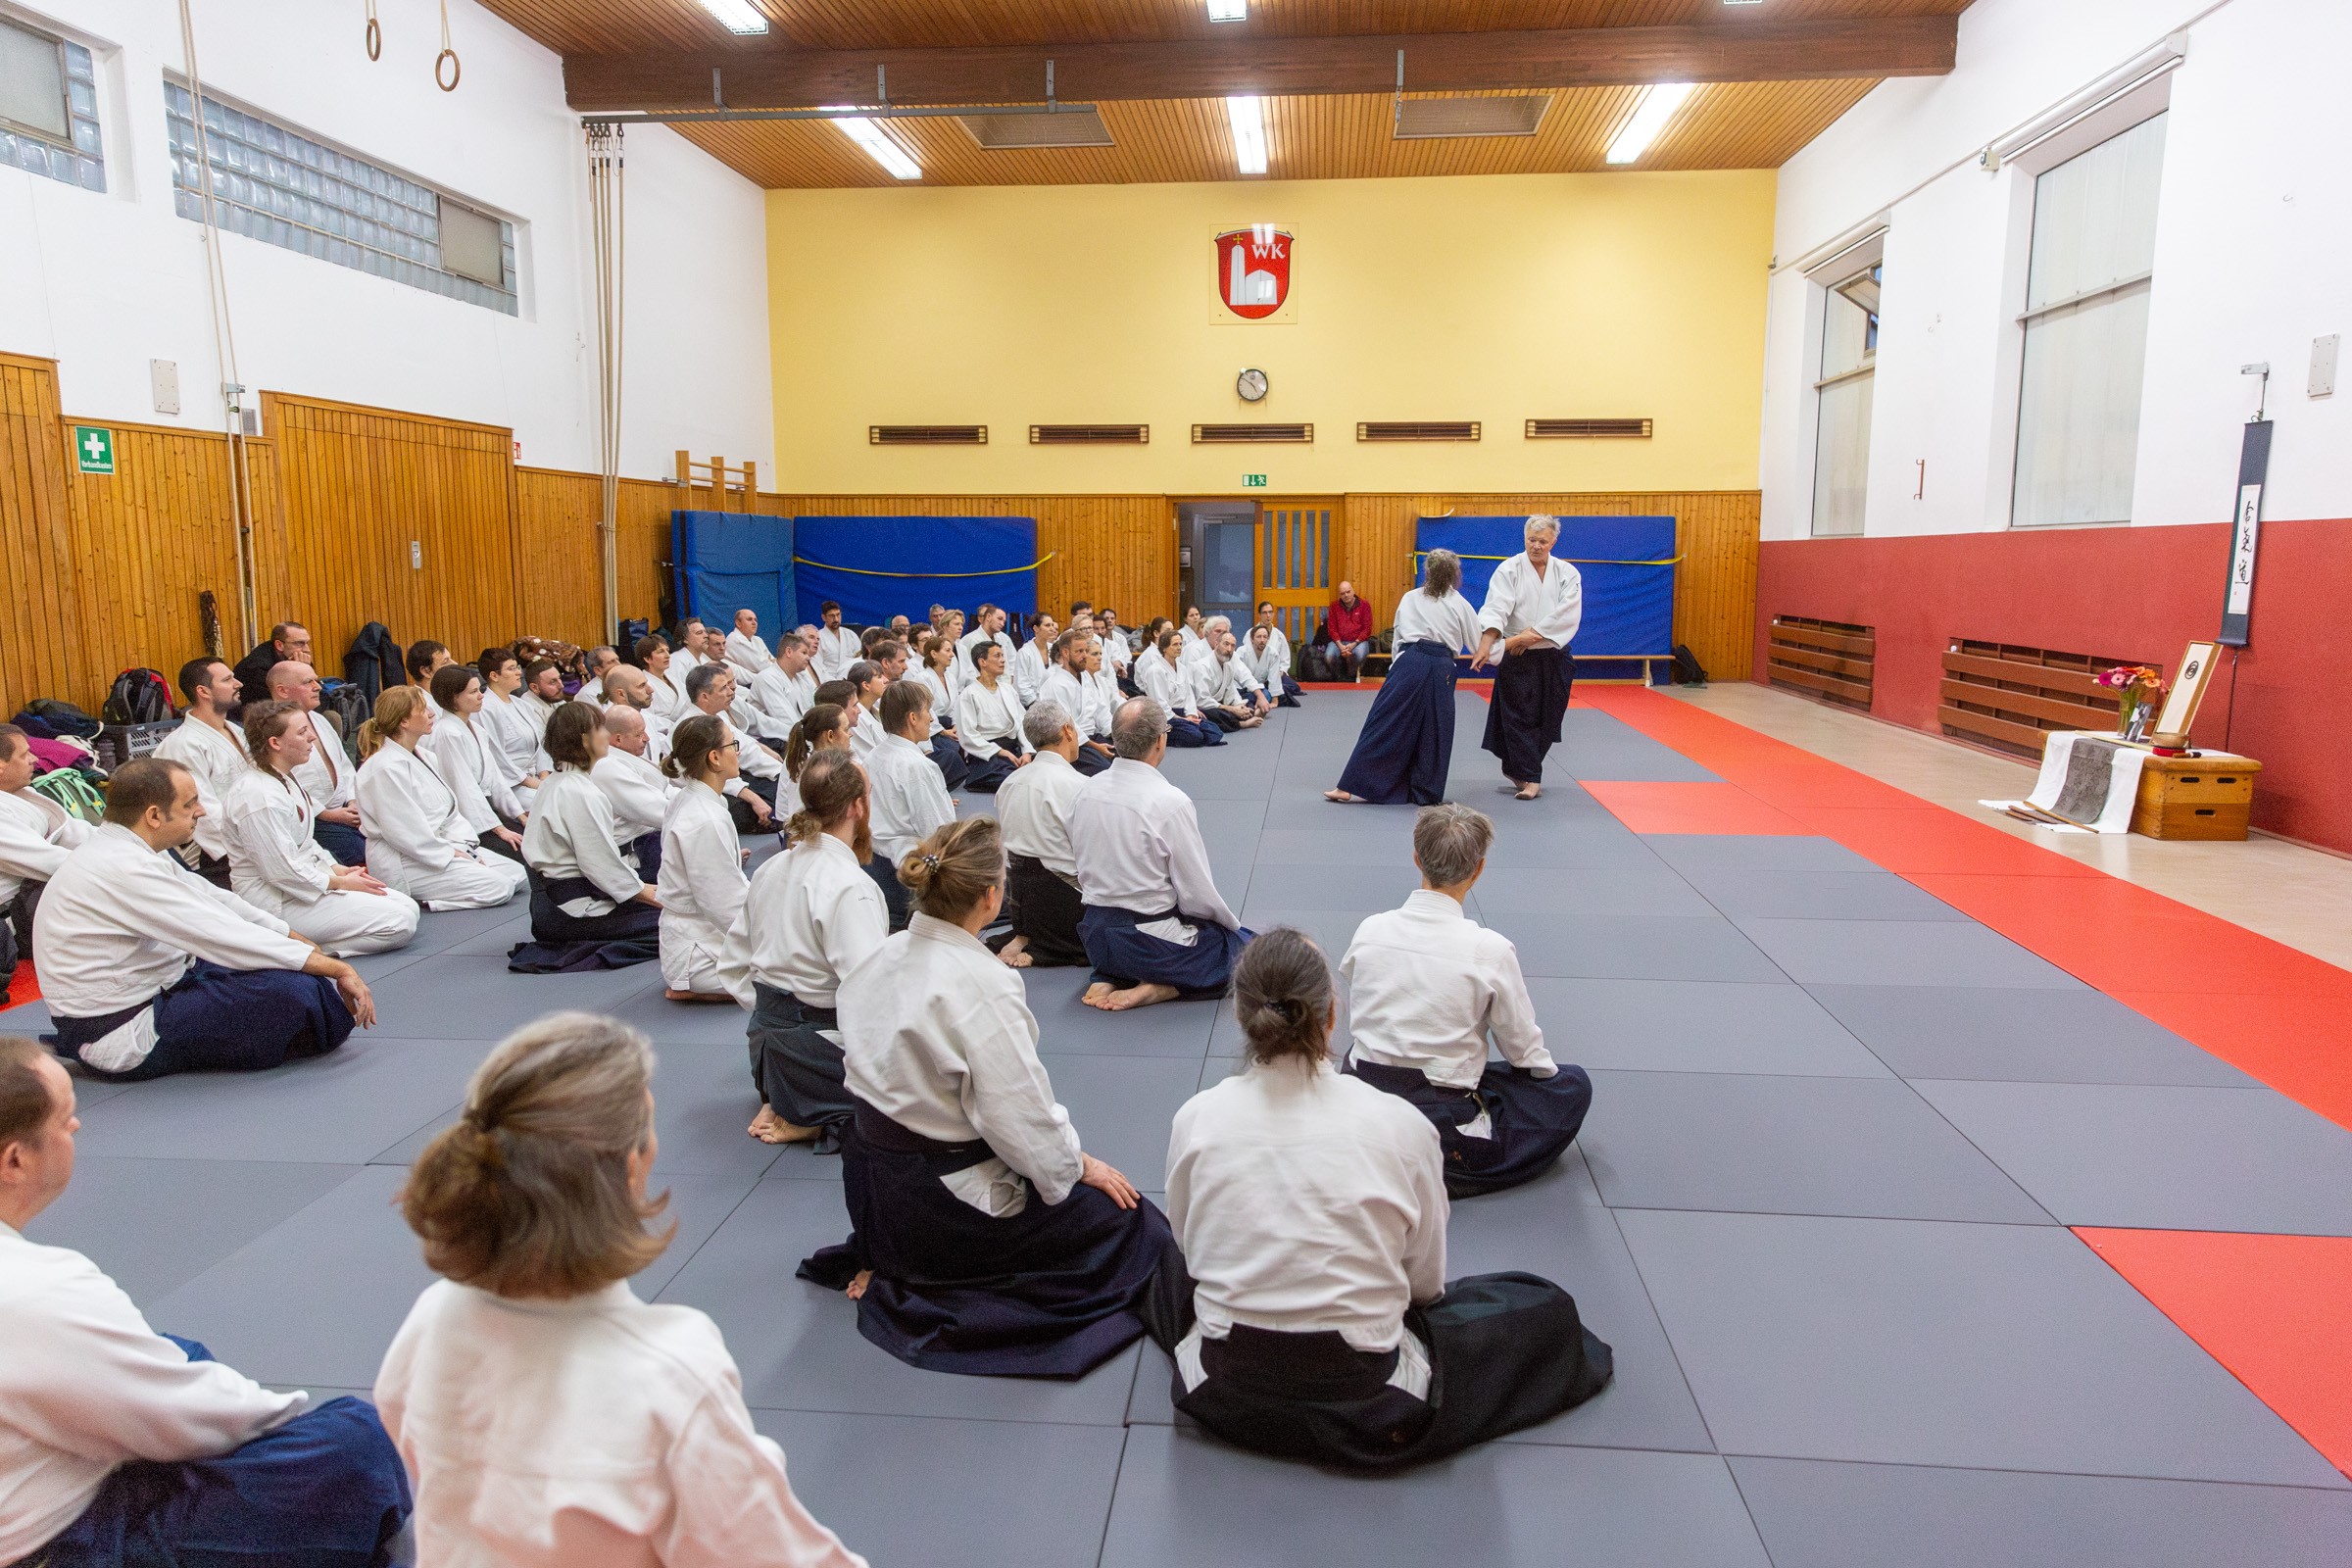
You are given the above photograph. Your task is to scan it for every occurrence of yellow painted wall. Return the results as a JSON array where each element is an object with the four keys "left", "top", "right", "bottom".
[{"left": 765, "top": 169, "right": 1775, "bottom": 495}]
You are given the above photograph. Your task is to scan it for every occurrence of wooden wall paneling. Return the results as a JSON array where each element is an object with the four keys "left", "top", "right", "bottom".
[
  {"left": 0, "top": 354, "right": 87, "bottom": 717},
  {"left": 515, "top": 467, "right": 608, "bottom": 650}
]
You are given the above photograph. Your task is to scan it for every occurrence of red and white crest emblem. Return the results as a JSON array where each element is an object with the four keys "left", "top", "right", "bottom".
[{"left": 1215, "top": 225, "right": 1293, "bottom": 319}]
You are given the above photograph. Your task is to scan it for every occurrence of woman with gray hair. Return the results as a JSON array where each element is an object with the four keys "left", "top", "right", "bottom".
[
  {"left": 1470, "top": 514, "right": 1585, "bottom": 801},
  {"left": 1323, "top": 548, "right": 1483, "bottom": 806},
  {"left": 379, "top": 1012, "right": 864, "bottom": 1565}
]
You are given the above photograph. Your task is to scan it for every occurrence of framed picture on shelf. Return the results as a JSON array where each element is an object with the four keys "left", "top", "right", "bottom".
[{"left": 2152, "top": 641, "right": 2222, "bottom": 748}]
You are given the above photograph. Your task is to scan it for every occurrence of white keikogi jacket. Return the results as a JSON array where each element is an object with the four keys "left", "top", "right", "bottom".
[
  {"left": 152, "top": 716, "right": 247, "bottom": 862},
  {"left": 591, "top": 749, "right": 675, "bottom": 851},
  {"left": 357, "top": 740, "right": 492, "bottom": 882},
  {"left": 715, "top": 832, "right": 887, "bottom": 1008},
  {"left": 1011, "top": 641, "right": 1054, "bottom": 705},
  {"left": 749, "top": 664, "right": 816, "bottom": 741},
  {"left": 1038, "top": 665, "right": 1111, "bottom": 739},
  {"left": 1476, "top": 552, "right": 1585, "bottom": 649},
  {"left": 426, "top": 710, "right": 523, "bottom": 828},
  {"left": 657, "top": 779, "right": 749, "bottom": 996},
  {"left": 32, "top": 823, "right": 315, "bottom": 1070},
  {"left": 1068, "top": 759, "right": 1239, "bottom": 928},
  {"left": 994, "top": 748, "right": 1083, "bottom": 879},
  {"left": 911, "top": 666, "right": 956, "bottom": 735},
  {"left": 521, "top": 769, "right": 647, "bottom": 918},
  {"left": 724, "top": 627, "right": 772, "bottom": 675},
  {"left": 0, "top": 787, "right": 92, "bottom": 905},
  {"left": 290, "top": 709, "right": 357, "bottom": 812},
  {"left": 812, "top": 625, "right": 861, "bottom": 683},
  {"left": 956, "top": 679, "right": 1026, "bottom": 762},
  {"left": 1341, "top": 890, "right": 1555, "bottom": 1088},
  {"left": 864, "top": 733, "right": 956, "bottom": 864},
  {"left": 478, "top": 692, "right": 549, "bottom": 783}
]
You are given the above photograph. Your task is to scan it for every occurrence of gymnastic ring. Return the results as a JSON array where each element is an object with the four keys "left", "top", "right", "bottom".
[
  {"left": 436, "top": 48, "right": 461, "bottom": 92},
  {"left": 366, "top": 18, "right": 381, "bottom": 60}
]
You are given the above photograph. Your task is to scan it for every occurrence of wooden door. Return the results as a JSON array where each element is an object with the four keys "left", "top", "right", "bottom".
[{"left": 1255, "top": 497, "right": 1341, "bottom": 647}]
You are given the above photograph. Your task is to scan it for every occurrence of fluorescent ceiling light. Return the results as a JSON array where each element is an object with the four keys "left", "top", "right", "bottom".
[
  {"left": 1207, "top": 0, "right": 1248, "bottom": 20},
  {"left": 1606, "top": 82, "right": 1695, "bottom": 165},
  {"left": 1226, "top": 95, "right": 1267, "bottom": 175},
  {"left": 836, "top": 117, "right": 921, "bottom": 179},
  {"left": 693, "top": 0, "right": 770, "bottom": 34}
]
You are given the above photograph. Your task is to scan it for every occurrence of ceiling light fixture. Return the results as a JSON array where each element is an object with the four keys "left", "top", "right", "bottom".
[
  {"left": 835, "top": 117, "right": 921, "bottom": 179},
  {"left": 1207, "top": 0, "right": 1248, "bottom": 20},
  {"left": 1605, "top": 82, "right": 1695, "bottom": 165},
  {"left": 692, "top": 0, "right": 770, "bottom": 34},
  {"left": 1225, "top": 94, "right": 1268, "bottom": 175}
]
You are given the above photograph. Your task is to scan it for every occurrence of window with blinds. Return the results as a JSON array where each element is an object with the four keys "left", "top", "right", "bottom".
[
  {"left": 1811, "top": 258, "right": 1880, "bottom": 537},
  {"left": 2011, "top": 112, "right": 2167, "bottom": 527}
]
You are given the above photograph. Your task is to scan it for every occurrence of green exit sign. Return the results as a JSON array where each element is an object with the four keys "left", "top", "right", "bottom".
[
  {"left": 1243, "top": 473, "right": 1267, "bottom": 487},
  {"left": 74, "top": 425, "right": 115, "bottom": 474}
]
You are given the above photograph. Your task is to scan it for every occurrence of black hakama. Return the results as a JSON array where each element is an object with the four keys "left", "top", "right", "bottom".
[
  {"left": 1143, "top": 1273, "right": 1612, "bottom": 1469},
  {"left": 959, "top": 735, "right": 1024, "bottom": 794},
  {"left": 625, "top": 829, "right": 663, "bottom": 884},
  {"left": 1480, "top": 645, "right": 1572, "bottom": 785},
  {"left": 1164, "top": 715, "right": 1225, "bottom": 749},
  {"left": 928, "top": 732, "right": 969, "bottom": 790},
  {"left": 1271, "top": 673, "right": 1301, "bottom": 708},
  {"left": 1078, "top": 905, "right": 1252, "bottom": 999},
  {"left": 865, "top": 854, "right": 913, "bottom": 933},
  {"left": 506, "top": 872, "right": 661, "bottom": 972},
  {"left": 726, "top": 775, "right": 781, "bottom": 834},
  {"left": 1334, "top": 640, "right": 1459, "bottom": 806},
  {"left": 1202, "top": 709, "right": 1247, "bottom": 733},
  {"left": 748, "top": 983, "right": 855, "bottom": 1141},
  {"left": 1347, "top": 1058, "right": 1593, "bottom": 1199},
  {"left": 1000, "top": 853, "right": 1088, "bottom": 966},
  {"left": 50, "top": 961, "right": 354, "bottom": 1082},
  {"left": 799, "top": 1102, "right": 1183, "bottom": 1378},
  {"left": 313, "top": 817, "right": 368, "bottom": 866},
  {"left": 1070, "top": 745, "right": 1113, "bottom": 777}
]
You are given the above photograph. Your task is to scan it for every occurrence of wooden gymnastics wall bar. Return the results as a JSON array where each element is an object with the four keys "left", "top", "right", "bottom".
[
  {"left": 675, "top": 450, "right": 757, "bottom": 500},
  {"left": 563, "top": 18, "right": 1956, "bottom": 114}
]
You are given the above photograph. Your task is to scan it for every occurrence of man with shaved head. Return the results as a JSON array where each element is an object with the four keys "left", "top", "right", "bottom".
[
  {"left": 592, "top": 703, "right": 675, "bottom": 882},
  {"left": 265, "top": 662, "right": 365, "bottom": 864}
]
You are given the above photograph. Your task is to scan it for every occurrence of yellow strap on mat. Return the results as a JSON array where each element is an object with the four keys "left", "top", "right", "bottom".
[{"left": 792, "top": 552, "right": 1057, "bottom": 579}]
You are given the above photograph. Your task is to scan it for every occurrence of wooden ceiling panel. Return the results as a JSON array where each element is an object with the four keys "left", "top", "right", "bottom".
[{"left": 673, "top": 77, "right": 1878, "bottom": 187}]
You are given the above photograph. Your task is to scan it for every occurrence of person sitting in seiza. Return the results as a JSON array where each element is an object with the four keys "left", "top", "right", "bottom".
[
  {"left": 1200, "top": 628, "right": 1272, "bottom": 728},
  {"left": 779, "top": 703, "right": 851, "bottom": 823},
  {"left": 1150, "top": 928, "right": 1613, "bottom": 1469},
  {"left": 0, "top": 1037, "right": 414, "bottom": 1563},
  {"left": 1134, "top": 628, "right": 1224, "bottom": 749},
  {"left": 719, "top": 747, "right": 887, "bottom": 1151},
  {"left": 592, "top": 703, "right": 674, "bottom": 883},
  {"left": 955, "top": 640, "right": 1030, "bottom": 794},
  {"left": 796, "top": 815, "right": 1183, "bottom": 1378},
  {"left": 375, "top": 1014, "right": 864, "bottom": 1568},
  {"left": 262, "top": 661, "right": 368, "bottom": 864},
  {"left": 34, "top": 758, "right": 375, "bottom": 1081},
  {"left": 724, "top": 608, "right": 772, "bottom": 676},
  {"left": 1342, "top": 805, "right": 1592, "bottom": 1197},
  {"left": 1241, "top": 622, "right": 1300, "bottom": 709},
  {"left": 845, "top": 662, "right": 890, "bottom": 760},
  {"left": 654, "top": 714, "right": 749, "bottom": 1005},
  {"left": 1012, "top": 615, "right": 1058, "bottom": 705},
  {"left": 750, "top": 632, "right": 818, "bottom": 750},
  {"left": 424, "top": 663, "right": 527, "bottom": 865},
  {"left": 0, "top": 723, "right": 93, "bottom": 978},
  {"left": 990, "top": 700, "right": 1091, "bottom": 972},
  {"left": 863, "top": 681, "right": 956, "bottom": 936},
  {"left": 219, "top": 701, "right": 421, "bottom": 958},
  {"left": 1071, "top": 698, "right": 1251, "bottom": 1013},
  {"left": 910, "top": 633, "right": 967, "bottom": 790},
  {"left": 475, "top": 648, "right": 552, "bottom": 804},
  {"left": 682, "top": 662, "right": 780, "bottom": 835},
  {"left": 355, "top": 687, "right": 529, "bottom": 911},
  {"left": 152, "top": 656, "right": 247, "bottom": 888},
  {"left": 510, "top": 703, "right": 662, "bottom": 972},
  {"left": 1037, "top": 629, "right": 1114, "bottom": 776}
]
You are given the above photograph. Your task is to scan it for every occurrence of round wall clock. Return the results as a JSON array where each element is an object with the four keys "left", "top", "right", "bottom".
[{"left": 1236, "top": 368, "right": 1269, "bottom": 403}]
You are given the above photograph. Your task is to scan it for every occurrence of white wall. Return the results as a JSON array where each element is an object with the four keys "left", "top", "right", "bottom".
[
  {"left": 1761, "top": 0, "right": 2352, "bottom": 541},
  {"left": 0, "top": 0, "right": 771, "bottom": 478}
]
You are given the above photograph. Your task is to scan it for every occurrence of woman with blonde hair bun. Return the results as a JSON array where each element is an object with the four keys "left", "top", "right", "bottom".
[
  {"left": 377, "top": 1011, "right": 864, "bottom": 1566},
  {"left": 797, "top": 815, "right": 1183, "bottom": 1378}
]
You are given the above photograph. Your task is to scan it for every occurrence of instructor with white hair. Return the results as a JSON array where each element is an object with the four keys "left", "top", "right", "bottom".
[{"left": 1470, "top": 515, "right": 1583, "bottom": 801}]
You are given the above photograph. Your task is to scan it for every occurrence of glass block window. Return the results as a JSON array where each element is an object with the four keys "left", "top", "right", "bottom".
[
  {"left": 0, "top": 20, "right": 104, "bottom": 193},
  {"left": 164, "top": 80, "right": 517, "bottom": 315}
]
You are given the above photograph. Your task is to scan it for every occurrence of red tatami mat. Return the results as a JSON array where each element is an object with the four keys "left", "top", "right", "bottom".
[
  {"left": 2077, "top": 1228, "right": 2352, "bottom": 1479},
  {"left": 3, "top": 958, "right": 37, "bottom": 1010},
  {"left": 1581, "top": 781, "right": 1805, "bottom": 836}
]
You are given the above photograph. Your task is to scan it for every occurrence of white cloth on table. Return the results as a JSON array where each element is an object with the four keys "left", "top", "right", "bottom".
[
  {"left": 289, "top": 710, "right": 356, "bottom": 813},
  {"left": 375, "top": 1278, "right": 863, "bottom": 1568},
  {"left": 956, "top": 680, "right": 1026, "bottom": 762},
  {"left": 219, "top": 769, "right": 418, "bottom": 956},
  {"left": 658, "top": 780, "right": 749, "bottom": 996},
  {"left": 1393, "top": 586, "right": 1483, "bottom": 652},
  {"left": 865, "top": 734, "right": 956, "bottom": 864},
  {"left": 995, "top": 748, "right": 1083, "bottom": 880},
  {"left": 839, "top": 912, "right": 1084, "bottom": 1206},
  {"left": 356, "top": 742, "right": 527, "bottom": 909},
  {"left": 0, "top": 1221, "right": 308, "bottom": 1565},
  {"left": 152, "top": 716, "right": 247, "bottom": 863},
  {"left": 716, "top": 833, "right": 886, "bottom": 1009},
  {"left": 1070, "top": 758, "right": 1238, "bottom": 928},
  {"left": 724, "top": 629, "right": 772, "bottom": 677},
  {"left": 0, "top": 786, "right": 92, "bottom": 905},
  {"left": 522, "top": 769, "right": 647, "bottom": 918},
  {"left": 1476, "top": 552, "right": 1584, "bottom": 650},
  {"left": 1979, "top": 731, "right": 2154, "bottom": 835},
  {"left": 1342, "top": 890, "right": 1553, "bottom": 1088},
  {"left": 1165, "top": 1058, "right": 1446, "bottom": 1353},
  {"left": 813, "top": 626, "right": 861, "bottom": 683}
]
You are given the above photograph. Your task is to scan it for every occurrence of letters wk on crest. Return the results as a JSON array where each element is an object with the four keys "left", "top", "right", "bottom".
[{"left": 1216, "top": 225, "right": 1293, "bottom": 318}]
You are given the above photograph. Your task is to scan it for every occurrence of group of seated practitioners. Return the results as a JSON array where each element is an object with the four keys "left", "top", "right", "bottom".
[
  {"left": 956, "top": 638, "right": 1031, "bottom": 792},
  {"left": 797, "top": 815, "right": 1183, "bottom": 1377},
  {"left": 682, "top": 662, "right": 782, "bottom": 834},
  {"left": 591, "top": 702, "right": 672, "bottom": 881},
  {"left": 990, "top": 701, "right": 1091, "bottom": 970},
  {"left": 724, "top": 749, "right": 888, "bottom": 1149},
  {"left": 1071, "top": 699, "right": 1253, "bottom": 1011},
  {"left": 1246, "top": 600, "right": 1302, "bottom": 704},
  {"left": 1132, "top": 627, "right": 1226, "bottom": 748},
  {"left": 1152, "top": 929, "right": 1613, "bottom": 1467},
  {"left": 153, "top": 656, "right": 250, "bottom": 887},
  {"left": 1185, "top": 619, "right": 1274, "bottom": 730},
  {"left": 1036, "top": 629, "right": 1118, "bottom": 776},
  {"left": 0, "top": 724, "right": 91, "bottom": 991},
  {"left": 1341, "top": 805, "right": 1592, "bottom": 1196},
  {"left": 377, "top": 1014, "right": 865, "bottom": 1565},
  {"left": 0, "top": 1037, "right": 417, "bottom": 1564},
  {"left": 654, "top": 714, "right": 750, "bottom": 1004},
  {"left": 354, "top": 687, "right": 531, "bottom": 910},
  {"left": 424, "top": 663, "right": 529, "bottom": 863},
  {"left": 35, "top": 759, "right": 375, "bottom": 1080},
  {"left": 510, "top": 703, "right": 663, "bottom": 972},
  {"left": 475, "top": 647, "right": 555, "bottom": 799},
  {"left": 863, "top": 681, "right": 958, "bottom": 934},
  {"left": 220, "top": 702, "right": 422, "bottom": 956},
  {"left": 910, "top": 634, "right": 967, "bottom": 788},
  {"left": 258, "top": 659, "right": 368, "bottom": 864},
  {"left": 953, "top": 603, "right": 1020, "bottom": 689},
  {"left": 749, "top": 628, "right": 819, "bottom": 753}
]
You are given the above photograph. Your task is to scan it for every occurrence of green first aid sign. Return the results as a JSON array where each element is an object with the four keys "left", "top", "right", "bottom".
[{"left": 74, "top": 425, "right": 115, "bottom": 474}]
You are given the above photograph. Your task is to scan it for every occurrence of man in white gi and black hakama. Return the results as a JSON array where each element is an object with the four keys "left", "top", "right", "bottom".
[
  {"left": 34, "top": 760, "right": 374, "bottom": 1081},
  {"left": 508, "top": 705, "right": 662, "bottom": 973},
  {"left": 1472, "top": 514, "right": 1585, "bottom": 801},
  {"left": 797, "top": 816, "right": 1182, "bottom": 1378},
  {"left": 0, "top": 1039, "right": 414, "bottom": 1563},
  {"left": 1071, "top": 699, "right": 1252, "bottom": 1010},
  {"left": 719, "top": 750, "right": 888, "bottom": 1149},
  {"left": 1147, "top": 928, "right": 1612, "bottom": 1467},
  {"left": 1327, "top": 550, "right": 1483, "bottom": 807},
  {"left": 152, "top": 658, "right": 248, "bottom": 887},
  {"left": 590, "top": 704, "right": 674, "bottom": 881},
  {"left": 991, "top": 702, "right": 1090, "bottom": 969},
  {"left": 1037, "top": 630, "right": 1114, "bottom": 776},
  {"left": 0, "top": 723, "right": 91, "bottom": 992},
  {"left": 955, "top": 642, "right": 1029, "bottom": 794},
  {"left": 1343, "top": 805, "right": 1591, "bottom": 1195}
]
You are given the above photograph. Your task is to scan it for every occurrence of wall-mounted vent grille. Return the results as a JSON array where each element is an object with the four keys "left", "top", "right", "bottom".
[
  {"left": 1029, "top": 423, "right": 1149, "bottom": 445},
  {"left": 869, "top": 424, "right": 988, "bottom": 446},
  {"left": 1526, "top": 417, "right": 1653, "bottom": 439},
  {"left": 958, "top": 108, "right": 1115, "bottom": 149},
  {"left": 1357, "top": 420, "right": 1481, "bottom": 442},
  {"left": 1768, "top": 616, "right": 1876, "bottom": 711},
  {"left": 1192, "top": 422, "right": 1312, "bottom": 443},
  {"left": 1393, "top": 96, "right": 1550, "bottom": 140}
]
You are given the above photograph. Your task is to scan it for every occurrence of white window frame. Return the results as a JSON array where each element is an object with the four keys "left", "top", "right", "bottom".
[
  {"left": 0, "top": 10, "right": 104, "bottom": 193},
  {"left": 1806, "top": 228, "right": 1884, "bottom": 538}
]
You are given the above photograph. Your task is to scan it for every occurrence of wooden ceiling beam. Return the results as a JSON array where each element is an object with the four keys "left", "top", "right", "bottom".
[{"left": 563, "top": 17, "right": 1954, "bottom": 113}]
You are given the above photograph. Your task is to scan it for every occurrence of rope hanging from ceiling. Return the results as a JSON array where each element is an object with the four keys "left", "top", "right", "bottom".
[
  {"left": 365, "top": 0, "right": 379, "bottom": 61},
  {"left": 436, "top": 0, "right": 461, "bottom": 90},
  {"left": 588, "top": 122, "right": 626, "bottom": 641}
]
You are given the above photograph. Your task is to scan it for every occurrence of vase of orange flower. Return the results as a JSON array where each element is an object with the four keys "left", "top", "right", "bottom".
[{"left": 2096, "top": 665, "right": 2165, "bottom": 743}]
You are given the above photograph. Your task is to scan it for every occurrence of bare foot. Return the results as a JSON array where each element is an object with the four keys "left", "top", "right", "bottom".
[
  {"left": 749, "top": 1104, "right": 821, "bottom": 1145},
  {"left": 999, "top": 935, "right": 1032, "bottom": 969},
  {"left": 1323, "top": 789, "right": 1360, "bottom": 804},
  {"left": 748, "top": 1104, "right": 781, "bottom": 1140},
  {"left": 1082, "top": 981, "right": 1119, "bottom": 1009},
  {"left": 1515, "top": 783, "right": 1542, "bottom": 801},
  {"left": 845, "top": 1268, "right": 873, "bottom": 1301},
  {"left": 1099, "top": 982, "right": 1181, "bottom": 1011}
]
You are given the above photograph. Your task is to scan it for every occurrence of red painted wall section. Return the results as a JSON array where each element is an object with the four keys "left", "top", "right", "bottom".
[{"left": 1754, "top": 517, "right": 2352, "bottom": 854}]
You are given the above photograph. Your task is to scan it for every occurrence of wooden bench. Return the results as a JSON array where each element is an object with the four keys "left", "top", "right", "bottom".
[
  {"left": 1939, "top": 640, "right": 2144, "bottom": 759},
  {"left": 2132, "top": 752, "right": 2261, "bottom": 841},
  {"left": 1768, "top": 616, "right": 1874, "bottom": 710}
]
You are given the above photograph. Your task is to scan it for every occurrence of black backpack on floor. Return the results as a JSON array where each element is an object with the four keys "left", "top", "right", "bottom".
[
  {"left": 102, "top": 667, "right": 174, "bottom": 724},
  {"left": 1670, "top": 644, "right": 1710, "bottom": 687}
]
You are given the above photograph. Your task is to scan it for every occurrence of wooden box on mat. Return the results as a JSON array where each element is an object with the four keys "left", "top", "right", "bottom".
[{"left": 2132, "top": 752, "right": 2261, "bottom": 841}]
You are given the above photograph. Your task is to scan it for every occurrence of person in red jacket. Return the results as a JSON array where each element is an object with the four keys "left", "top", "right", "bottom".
[{"left": 1322, "top": 582, "right": 1376, "bottom": 681}]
